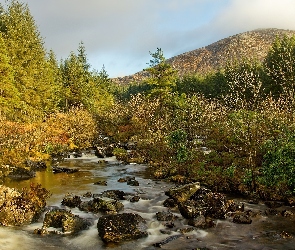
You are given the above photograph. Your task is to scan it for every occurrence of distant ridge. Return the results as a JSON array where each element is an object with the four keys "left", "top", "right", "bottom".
[{"left": 113, "top": 28, "right": 295, "bottom": 85}]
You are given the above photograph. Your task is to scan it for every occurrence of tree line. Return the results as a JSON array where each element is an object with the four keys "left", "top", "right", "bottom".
[
  {"left": 0, "top": 0, "right": 113, "bottom": 122},
  {"left": 2, "top": 0, "right": 295, "bottom": 200}
]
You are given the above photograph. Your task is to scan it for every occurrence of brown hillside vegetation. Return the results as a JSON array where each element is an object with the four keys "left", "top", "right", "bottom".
[{"left": 114, "top": 28, "right": 295, "bottom": 84}]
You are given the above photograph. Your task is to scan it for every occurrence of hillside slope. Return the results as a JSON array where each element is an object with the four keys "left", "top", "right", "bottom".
[{"left": 114, "top": 28, "right": 295, "bottom": 85}]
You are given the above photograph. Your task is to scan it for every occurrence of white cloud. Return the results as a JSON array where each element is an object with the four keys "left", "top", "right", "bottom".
[{"left": 11, "top": 0, "right": 295, "bottom": 77}]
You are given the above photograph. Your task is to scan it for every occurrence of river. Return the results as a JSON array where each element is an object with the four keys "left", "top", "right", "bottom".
[{"left": 1, "top": 152, "right": 295, "bottom": 249}]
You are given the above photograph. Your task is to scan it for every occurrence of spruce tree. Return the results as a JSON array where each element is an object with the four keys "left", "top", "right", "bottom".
[
  {"left": 0, "top": 32, "right": 20, "bottom": 119},
  {"left": 1, "top": 1, "right": 57, "bottom": 120},
  {"left": 145, "top": 48, "right": 177, "bottom": 99}
]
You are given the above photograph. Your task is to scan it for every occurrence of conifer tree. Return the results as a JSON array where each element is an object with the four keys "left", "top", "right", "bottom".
[
  {"left": 0, "top": 32, "right": 20, "bottom": 119},
  {"left": 145, "top": 48, "right": 177, "bottom": 99},
  {"left": 61, "top": 51, "right": 87, "bottom": 109},
  {"left": 46, "top": 50, "right": 63, "bottom": 110},
  {"left": 1, "top": 0, "right": 57, "bottom": 120}
]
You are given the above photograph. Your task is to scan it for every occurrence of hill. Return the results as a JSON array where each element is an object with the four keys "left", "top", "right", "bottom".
[{"left": 113, "top": 28, "right": 295, "bottom": 85}]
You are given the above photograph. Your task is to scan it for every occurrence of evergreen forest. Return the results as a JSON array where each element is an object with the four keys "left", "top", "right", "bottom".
[{"left": 2, "top": 0, "right": 295, "bottom": 202}]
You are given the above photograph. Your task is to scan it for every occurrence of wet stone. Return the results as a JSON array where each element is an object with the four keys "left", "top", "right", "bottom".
[
  {"left": 100, "top": 190, "right": 126, "bottom": 200},
  {"left": 178, "top": 227, "right": 195, "bottom": 234},
  {"left": 265, "top": 201, "right": 284, "bottom": 208},
  {"left": 0, "top": 184, "right": 49, "bottom": 226},
  {"left": 79, "top": 198, "right": 124, "bottom": 214},
  {"left": 127, "top": 179, "right": 139, "bottom": 186},
  {"left": 265, "top": 208, "right": 279, "bottom": 216},
  {"left": 165, "top": 182, "right": 201, "bottom": 203},
  {"left": 83, "top": 192, "right": 92, "bottom": 198},
  {"left": 94, "top": 180, "right": 107, "bottom": 186},
  {"left": 163, "top": 198, "right": 177, "bottom": 208},
  {"left": 178, "top": 200, "right": 207, "bottom": 219},
  {"left": 25, "top": 160, "right": 47, "bottom": 171},
  {"left": 156, "top": 210, "right": 178, "bottom": 221},
  {"left": 233, "top": 213, "right": 252, "bottom": 224},
  {"left": 280, "top": 231, "right": 293, "bottom": 239},
  {"left": 97, "top": 213, "right": 148, "bottom": 243},
  {"left": 61, "top": 195, "right": 82, "bottom": 208},
  {"left": 119, "top": 176, "right": 136, "bottom": 183},
  {"left": 40, "top": 209, "right": 91, "bottom": 234},
  {"left": 130, "top": 195, "right": 140, "bottom": 202},
  {"left": 153, "top": 235, "right": 182, "bottom": 248},
  {"left": 188, "top": 215, "right": 216, "bottom": 229},
  {"left": 52, "top": 166, "right": 78, "bottom": 174},
  {"left": 281, "top": 210, "right": 294, "bottom": 217}
]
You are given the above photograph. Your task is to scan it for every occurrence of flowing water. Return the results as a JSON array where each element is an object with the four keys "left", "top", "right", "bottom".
[{"left": 1, "top": 152, "right": 295, "bottom": 250}]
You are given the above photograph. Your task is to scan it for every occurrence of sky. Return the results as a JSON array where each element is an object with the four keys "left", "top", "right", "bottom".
[{"left": 4, "top": 0, "right": 295, "bottom": 78}]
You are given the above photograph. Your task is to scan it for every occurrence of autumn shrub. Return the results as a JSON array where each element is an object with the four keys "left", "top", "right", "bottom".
[
  {"left": 259, "top": 133, "right": 295, "bottom": 196},
  {"left": 43, "top": 107, "right": 97, "bottom": 153},
  {"left": 0, "top": 108, "right": 97, "bottom": 177}
]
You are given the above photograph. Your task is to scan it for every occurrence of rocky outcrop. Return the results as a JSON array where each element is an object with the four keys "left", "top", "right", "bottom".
[
  {"left": 97, "top": 213, "right": 148, "bottom": 242},
  {"left": 0, "top": 184, "right": 50, "bottom": 226}
]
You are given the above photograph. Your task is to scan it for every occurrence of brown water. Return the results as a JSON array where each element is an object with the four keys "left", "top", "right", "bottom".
[{"left": 1, "top": 153, "right": 295, "bottom": 250}]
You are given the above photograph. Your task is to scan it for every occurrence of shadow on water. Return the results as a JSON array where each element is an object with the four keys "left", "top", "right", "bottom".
[{"left": 2, "top": 153, "right": 295, "bottom": 249}]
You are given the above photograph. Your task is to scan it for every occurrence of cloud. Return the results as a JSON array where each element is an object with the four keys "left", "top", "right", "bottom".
[
  {"left": 211, "top": 0, "right": 295, "bottom": 35},
  {"left": 17, "top": 0, "right": 295, "bottom": 77}
]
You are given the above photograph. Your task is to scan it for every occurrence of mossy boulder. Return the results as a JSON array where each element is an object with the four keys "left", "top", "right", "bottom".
[
  {"left": 165, "top": 182, "right": 201, "bottom": 203},
  {"left": 97, "top": 213, "right": 148, "bottom": 243},
  {"left": 0, "top": 184, "right": 50, "bottom": 226},
  {"left": 61, "top": 195, "right": 82, "bottom": 208},
  {"left": 36, "top": 209, "right": 91, "bottom": 234},
  {"left": 79, "top": 198, "right": 124, "bottom": 214}
]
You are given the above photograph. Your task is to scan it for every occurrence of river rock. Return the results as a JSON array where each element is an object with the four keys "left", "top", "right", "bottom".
[
  {"left": 97, "top": 213, "right": 148, "bottom": 242},
  {"left": 25, "top": 160, "right": 47, "bottom": 171},
  {"left": 61, "top": 195, "right": 82, "bottom": 208},
  {"left": 163, "top": 198, "right": 177, "bottom": 208},
  {"left": 0, "top": 184, "right": 49, "bottom": 226},
  {"left": 94, "top": 180, "right": 107, "bottom": 186},
  {"left": 165, "top": 182, "right": 201, "bottom": 203},
  {"left": 7, "top": 167, "right": 35, "bottom": 179},
  {"left": 178, "top": 200, "right": 206, "bottom": 219},
  {"left": 264, "top": 201, "right": 284, "bottom": 208},
  {"left": 95, "top": 145, "right": 115, "bottom": 158},
  {"left": 153, "top": 235, "right": 182, "bottom": 248},
  {"left": 52, "top": 166, "right": 78, "bottom": 174},
  {"left": 38, "top": 209, "right": 90, "bottom": 234},
  {"left": 203, "top": 192, "right": 228, "bottom": 219},
  {"left": 188, "top": 215, "right": 216, "bottom": 229},
  {"left": 79, "top": 198, "right": 124, "bottom": 214},
  {"left": 281, "top": 210, "right": 294, "bottom": 217},
  {"left": 233, "top": 212, "right": 252, "bottom": 224},
  {"left": 177, "top": 188, "right": 229, "bottom": 219},
  {"left": 118, "top": 176, "right": 135, "bottom": 183},
  {"left": 130, "top": 195, "right": 140, "bottom": 202},
  {"left": 100, "top": 190, "right": 126, "bottom": 200},
  {"left": 156, "top": 210, "right": 178, "bottom": 221},
  {"left": 127, "top": 179, "right": 139, "bottom": 186}
]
